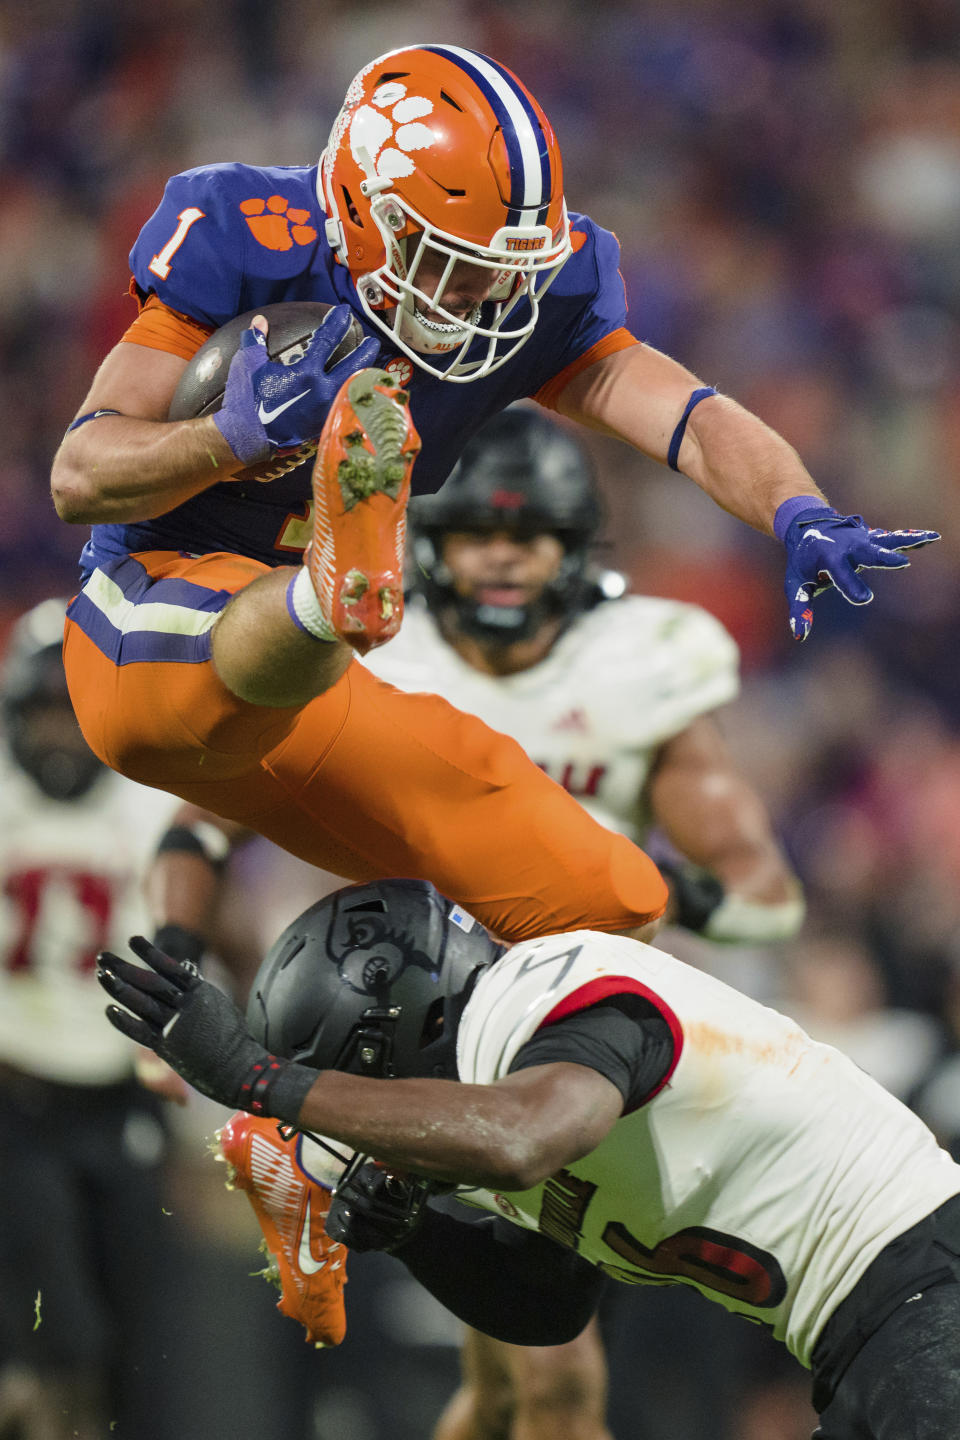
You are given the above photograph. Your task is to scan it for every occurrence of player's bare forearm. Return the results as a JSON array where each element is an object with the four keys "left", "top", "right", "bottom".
[
  {"left": 146, "top": 848, "right": 223, "bottom": 936},
  {"left": 51, "top": 337, "right": 243, "bottom": 523},
  {"left": 144, "top": 806, "right": 252, "bottom": 940},
  {"left": 51, "top": 411, "right": 240, "bottom": 523},
  {"left": 296, "top": 1063, "right": 623, "bottom": 1191},
  {"left": 678, "top": 393, "right": 826, "bottom": 535},
  {"left": 649, "top": 718, "right": 799, "bottom": 905},
  {"left": 556, "top": 343, "right": 826, "bottom": 534},
  {"left": 668, "top": 805, "right": 800, "bottom": 906},
  {"left": 97, "top": 945, "right": 622, "bottom": 1183}
]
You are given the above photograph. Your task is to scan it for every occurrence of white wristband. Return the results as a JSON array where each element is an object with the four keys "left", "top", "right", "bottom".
[
  {"left": 287, "top": 566, "right": 338, "bottom": 643},
  {"left": 703, "top": 892, "right": 806, "bottom": 945}
]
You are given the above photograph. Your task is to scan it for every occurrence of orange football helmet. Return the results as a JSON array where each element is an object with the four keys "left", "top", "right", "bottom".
[{"left": 319, "top": 44, "right": 572, "bottom": 382}]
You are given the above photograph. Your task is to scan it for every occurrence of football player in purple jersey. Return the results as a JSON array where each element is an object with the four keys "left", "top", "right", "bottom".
[{"left": 50, "top": 43, "right": 931, "bottom": 946}]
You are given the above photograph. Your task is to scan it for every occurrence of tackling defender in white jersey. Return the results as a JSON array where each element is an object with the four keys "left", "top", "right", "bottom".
[
  {"left": 99, "top": 878, "right": 960, "bottom": 1440},
  {"left": 360, "top": 405, "right": 806, "bottom": 1439}
]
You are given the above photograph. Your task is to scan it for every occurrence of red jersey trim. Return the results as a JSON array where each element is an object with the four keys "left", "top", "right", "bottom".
[
  {"left": 538, "top": 976, "right": 683, "bottom": 1110},
  {"left": 533, "top": 327, "right": 638, "bottom": 412}
]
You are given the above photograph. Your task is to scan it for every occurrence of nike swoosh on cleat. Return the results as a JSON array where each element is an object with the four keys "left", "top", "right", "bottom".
[
  {"left": 297, "top": 1193, "right": 327, "bottom": 1275},
  {"left": 258, "top": 390, "right": 310, "bottom": 425}
]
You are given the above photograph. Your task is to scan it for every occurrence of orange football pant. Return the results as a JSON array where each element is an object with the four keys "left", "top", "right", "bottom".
[{"left": 64, "top": 551, "right": 666, "bottom": 942}]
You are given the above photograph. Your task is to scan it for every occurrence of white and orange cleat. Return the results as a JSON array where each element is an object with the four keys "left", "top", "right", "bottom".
[
  {"left": 216, "top": 1112, "right": 348, "bottom": 1347},
  {"left": 307, "top": 366, "right": 421, "bottom": 654}
]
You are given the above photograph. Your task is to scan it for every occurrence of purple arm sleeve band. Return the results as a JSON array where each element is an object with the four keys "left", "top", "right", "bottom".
[
  {"left": 667, "top": 387, "right": 718, "bottom": 471},
  {"left": 66, "top": 409, "right": 122, "bottom": 432}
]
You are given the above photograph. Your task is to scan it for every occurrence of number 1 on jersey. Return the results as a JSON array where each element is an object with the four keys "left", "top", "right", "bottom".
[{"left": 149, "top": 207, "right": 206, "bottom": 280}]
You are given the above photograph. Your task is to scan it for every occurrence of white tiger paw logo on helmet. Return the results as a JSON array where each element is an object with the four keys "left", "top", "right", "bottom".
[
  {"left": 384, "top": 356, "right": 414, "bottom": 386},
  {"left": 349, "top": 82, "right": 437, "bottom": 181}
]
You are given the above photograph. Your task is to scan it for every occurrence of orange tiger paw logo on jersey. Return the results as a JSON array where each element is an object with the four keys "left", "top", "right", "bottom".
[{"left": 240, "top": 196, "right": 318, "bottom": 251}]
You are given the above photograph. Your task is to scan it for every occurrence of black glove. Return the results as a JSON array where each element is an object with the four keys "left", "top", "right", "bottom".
[
  {"left": 326, "top": 1156, "right": 440, "bottom": 1253},
  {"left": 152, "top": 923, "right": 205, "bottom": 966},
  {"left": 97, "top": 936, "right": 316, "bottom": 1122},
  {"left": 657, "top": 860, "right": 725, "bottom": 933}
]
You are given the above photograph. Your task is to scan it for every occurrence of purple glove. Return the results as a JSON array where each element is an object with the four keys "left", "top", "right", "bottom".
[
  {"left": 213, "top": 306, "right": 381, "bottom": 466},
  {"left": 776, "top": 498, "right": 940, "bottom": 641}
]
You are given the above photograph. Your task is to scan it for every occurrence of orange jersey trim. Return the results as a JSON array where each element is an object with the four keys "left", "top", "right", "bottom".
[
  {"left": 534, "top": 327, "right": 638, "bottom": 412},
  {"left": 121, "top": 289, "right": 214, "bottom": 361}
]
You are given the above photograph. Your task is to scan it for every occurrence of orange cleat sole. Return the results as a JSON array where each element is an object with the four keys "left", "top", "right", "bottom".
[{"left": 308, "top": 367, "right": 421, "bottom": 654}]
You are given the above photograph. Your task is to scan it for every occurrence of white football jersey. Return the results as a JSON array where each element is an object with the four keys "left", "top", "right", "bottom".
[
  {"left": 0, "top": 750, "right": 178, "bottom": 1084},
  {"left": 456, "top": 931, "right": 960, "bottom": 1367},
  {"left": 363, "top": 595, "right": 739, "bottom": 836}
]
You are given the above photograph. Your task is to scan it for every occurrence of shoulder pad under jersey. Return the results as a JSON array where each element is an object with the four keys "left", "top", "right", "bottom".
[
  {"left": 128, "top": 162, "right": 326, "bottom": 328},
  {"left": 540, "top": 211, "right": 630, "bottom": 356},
  {"left": 457, "top": 930, "right": 665, "bottom": 1084},
  {"left": 568, "top": 596, "right": 741, "bottom": 745}
]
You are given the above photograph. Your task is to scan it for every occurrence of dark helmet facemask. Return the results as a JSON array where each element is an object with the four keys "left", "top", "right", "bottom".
[
  {"left": 2, "top": 598, "right": 104, "bottom": 803},
  {"left": 410, "top": 405, "right": 606, "bottom": 643},
  {"left": 8, "top": 723, "right": 105, "bottom": 803}
]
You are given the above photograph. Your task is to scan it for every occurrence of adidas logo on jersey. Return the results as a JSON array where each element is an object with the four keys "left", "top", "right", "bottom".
[{"left": 551, "top": 708, "right": 589, "bottom": 734}]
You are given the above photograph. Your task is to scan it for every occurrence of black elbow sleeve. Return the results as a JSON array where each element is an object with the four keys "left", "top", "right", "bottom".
[{"left": 393, "top": 1196, "right": 608, "bottom": 1345}]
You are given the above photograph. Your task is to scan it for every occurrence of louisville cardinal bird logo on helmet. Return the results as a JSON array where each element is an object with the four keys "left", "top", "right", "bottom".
[{"left": 319, "top": 44, "right": 572, "bottom": 382}]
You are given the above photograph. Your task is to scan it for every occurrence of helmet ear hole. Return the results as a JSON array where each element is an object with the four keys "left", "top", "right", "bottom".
[
  {"left": 419, "top": 997, "right": 445, "bottom": 1049},
  {"left": 341, "top": 186, "right": 363, "bottom": 227}
]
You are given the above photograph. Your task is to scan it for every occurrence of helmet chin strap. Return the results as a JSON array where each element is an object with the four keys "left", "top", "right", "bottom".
[
  {"left": 354, "top": 145, "right": 393, "bottom": 199},
  {"left": 399, "top": 302, "right": 481, "bottom": 356},
  {"left": 429, "top": 540, "right": 593, "bottom": 648}
]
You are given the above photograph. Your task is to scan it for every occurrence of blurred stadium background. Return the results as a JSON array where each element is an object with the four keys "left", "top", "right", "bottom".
[{"left": 3, "top": 1, "right": 960, "bottom": 1436}]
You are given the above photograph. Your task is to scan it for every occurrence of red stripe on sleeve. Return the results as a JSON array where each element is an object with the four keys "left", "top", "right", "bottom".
[{"left": 539, "top": 976, "right": 684, "bottom": 1104}]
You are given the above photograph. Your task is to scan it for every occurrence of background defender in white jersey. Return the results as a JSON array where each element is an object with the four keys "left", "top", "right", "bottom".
[
  {"left": 0, "top": 599, "right": 178, "bottom": 1440},
  {"left": 100, "top": 878, "right": 960, "bottom": 1440},
  {"left": 367, "top": 404, "right": 805, "bottom": 949}
]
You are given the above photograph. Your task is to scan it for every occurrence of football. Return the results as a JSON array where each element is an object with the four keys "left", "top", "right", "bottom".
[{"left": 168, "top": 301, "right": 366, "bottom": 482}]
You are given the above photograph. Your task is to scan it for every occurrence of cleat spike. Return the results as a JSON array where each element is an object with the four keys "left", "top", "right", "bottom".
[{"left": 306, "top": 366, "right": 420, "bottom": 651}]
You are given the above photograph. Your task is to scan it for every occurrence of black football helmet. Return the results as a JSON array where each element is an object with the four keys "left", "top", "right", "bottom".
[
  {"left": 410, "top": 406, "right": 605, "bottom": 642},
  {"left": 1, "top": 598, "right": 104, "bottom": 801},
  {"left": 247, "top": 879, "right": 504, "bottom": 1081}
]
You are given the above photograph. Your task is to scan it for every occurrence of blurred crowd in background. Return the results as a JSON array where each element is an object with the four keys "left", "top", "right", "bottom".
[{"left": 3, "top": 0, "right": 960, "bottom": 1437}]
